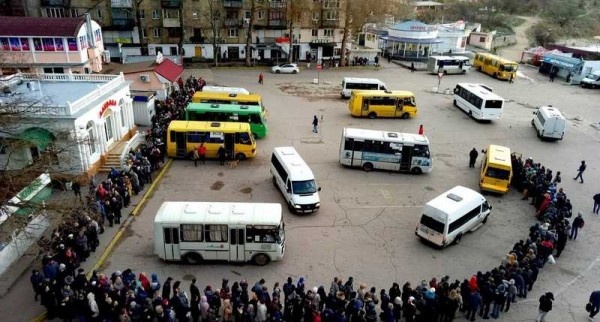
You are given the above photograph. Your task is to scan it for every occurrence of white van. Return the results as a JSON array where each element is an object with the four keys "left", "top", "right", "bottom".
[
  {"left": 270, "top": 147, "right": 321, "bottom": 214},
  {"left": 581, "top": 70, "right": 600, "bottom": 88},
  {"left": 415, "top": 186, "right": 492, "bottom": 248},
  {"left": 202, "top": 86, "right": 251, "bottom": 95},
  {"left": 341, "top": 77, "right": 388, "bottom": 99},
  {"left": 532, "top": 105, "right": 566, "bottom": 141}
]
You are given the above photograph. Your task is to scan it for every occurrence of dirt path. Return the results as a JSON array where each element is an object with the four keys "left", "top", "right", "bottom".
[{"left": 501, "top": 15, "right": 541, "bottom": 62}]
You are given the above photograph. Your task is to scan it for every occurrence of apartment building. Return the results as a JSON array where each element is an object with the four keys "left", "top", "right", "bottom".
[{"left": 2, "top": 0, "right": 348, "bottom": 62}]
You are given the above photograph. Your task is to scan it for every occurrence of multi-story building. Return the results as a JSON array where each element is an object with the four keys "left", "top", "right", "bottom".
[{"left": 1, "top": 0, "right": 348, "bottom": 63}]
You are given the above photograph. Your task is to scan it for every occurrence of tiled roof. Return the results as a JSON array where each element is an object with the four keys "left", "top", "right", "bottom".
[
  {"left": 0, "top": 16, "right": 84, "bottom": 37},
  {"left": 154, "top": 58, "right": 184, "bottom": 83}
]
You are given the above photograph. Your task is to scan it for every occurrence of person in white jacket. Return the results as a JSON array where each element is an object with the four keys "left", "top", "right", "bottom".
[
  {"left": 256, "top": 300, "right": 267, "bottom": 322},
  {"left": 87, "top": 292, "right": 99, "bottom": 319}
]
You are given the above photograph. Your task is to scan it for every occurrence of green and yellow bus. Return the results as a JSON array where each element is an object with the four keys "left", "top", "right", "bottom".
[
  {"left": 185, "top": 102, "right": 268, "bottom": 138},
  {"left": 167, "top": 121, "right": 257, "bottom": 160},
  {"left": 192, "top": 92, "right": 263, "bottom": 108}
]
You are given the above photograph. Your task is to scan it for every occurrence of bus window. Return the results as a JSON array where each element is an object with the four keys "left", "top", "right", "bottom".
[
  {"left": 485, "top": 167, "right": 511, "bottom": 180},
  {"left": 181, "top": 224, "right": 203, "bottom": 241},
  {"left": 419, "top": 215, "right": 444, "bottom": 233},
  {"left": 246, "top": 226, "right": 280, "bottom": 244},
  {"left": 250, "top": 114, "right": 262, "bottom": 124},
  {"left": 170, "top": 131, "right": 176, "bottom": 142},
  {"left": 413, "top": 145, "right": 430, "bottom": 158},
  {"left": 205, "top": 224, "right": 228, "bottom": 242},
  {"left": 404, "top": 97, "right": 416, "bottom": 106},
  {"left": 344, "top": 138, "right": 354, "bottom": 150},
  {"left": 485, "top": 100, "right": 503, "bottom": 109},
  {"left": 187, "top": 132, "right": 203, "bottom": 143},
  {"left": 238, "top": 132, "right": 251, "bottom": 145}
]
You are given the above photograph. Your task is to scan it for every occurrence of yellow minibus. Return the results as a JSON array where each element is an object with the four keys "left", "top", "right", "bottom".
[
  {"left": 473, "top": 53, "right": 517, "bottom": 81},
  {"left": 167, "top": 121, "right": 257, "bottom": 160},
  {"left": 348, "top": 90, "right": 417, "bottom": 119},
  {"left": 480, "top": 145, "right": 512, "bottom": 194}
]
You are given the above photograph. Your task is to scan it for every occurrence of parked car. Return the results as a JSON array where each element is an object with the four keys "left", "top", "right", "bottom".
[{"left": 271, "top": 63, "right": 300, "bottom": 74}]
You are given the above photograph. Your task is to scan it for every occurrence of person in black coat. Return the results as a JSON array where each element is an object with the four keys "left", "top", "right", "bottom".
[
  {"left": 218, "top": 145, "right": 227, "bottom": 165},
  {"left": 162, "top": 277, "right": 173, "bottom": 300}
]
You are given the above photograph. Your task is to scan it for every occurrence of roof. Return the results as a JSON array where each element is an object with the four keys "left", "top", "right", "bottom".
[
  {"left": 154, "top": 202, "right": 282, "bottom": 225},
  {"left": 344, "top": 128, "right": 429, "bottom": 145},
  {"left": 202, "top": 86, "right": 250, "bottom": 95},
  {"left": 0, "top": 16, "right": 84, "bottom": 37},
  {"left": 154, "top": 58, "right": 184, "bottom": 83},
  {"left": 272, "top": 147, "right": 315, "bottom": 181},
  {"left": 186, "top": 102, "right": 263, "bottom": 114},
  {"left": 537, "top": 105, "right": 565, "bottom": 119},
  {"left": 352, "top": 90, "right": 415, "bottom": 97},
  {"left": 456, "top": 83, "right": 505, "bottom": 101},
  {"left": 542, "top": 53, "right": 584, "bottom": 69},
  {"left": 381, "top": 35, "right": 443, "bottom": 44},
  {"left": 343, "top": 77, "right": 386, "bottom": 83},
  {"left": 192, "top": 92, "right": 262, "bottom": 104},
  {"left": 487, "top": 145, "right": 511, "bottom": 167},
  {"left": 425, "top": 186, "right": 484, "bottom": 216},
  {"left": 167, "top": 120, "right": 251, "bottom": 132}
]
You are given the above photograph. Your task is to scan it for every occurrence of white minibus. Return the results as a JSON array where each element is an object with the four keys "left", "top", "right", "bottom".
[
  {"left": 532, "top": 105, "right": 566, "bottom": 141},
  {"left": 415, "top": 186, "right": 492, "bottom": 248},
  {"left": 453, "top": 83, "right": 505, "bottom": 120},
  {"left": 153, "top": 201, "right": 285, "bottom": 265},
  {"left": 341, "top": 77, "right": 388, "bottom": 99},
  {"left": 202, "top": 86, "right": 251, "bottom": 95},
  {"left": 427, "top": 55, "right": 471, "bottom": 75},
  {"left": 270, "top": 147, "right": 321, "bottom": 214}
]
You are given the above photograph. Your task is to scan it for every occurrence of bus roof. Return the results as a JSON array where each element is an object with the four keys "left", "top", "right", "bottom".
[
  {"left": 538, "top": 105, "right": 565, "bottom": 119},
  {"left": 351, "top": 90, "right": 414, "bottom": 97},
  {"left": 424, "top": 186, "right": 485, "bottom": 219},
  {"left": 186, "top": 102, "right": 263, "bottom": 113},
  {"left": 344, "top": 127, "right": 429, "bottom": 145},
  {"left": 202, "top": 86, "right": 250, "bottom": 95},
  {"left": 487, "top": 144, "right": 511, "bottom": 168},
  {"left": 167, "top": 120, "right": 251, "bottom": 132},
  {"left": 272, "top": 146, "right": 315, "bottom": 181},
  {"left": 154, "top": 202, "right": 283, "bottom": 225},
  {"left": 476, "top": 53, "right": 517, "bottom": 65},
  {"left": 456, "top": 83, "right": 504, "bottom": 101},
  {"left": 192, "top": 91, "right": 262, "bottom": 103},
  {"left": 429, "top": 55, "right": 470, "bottom": 60},
  {"left": 343, "top": 77, "right": 385, "bottom": 84}
]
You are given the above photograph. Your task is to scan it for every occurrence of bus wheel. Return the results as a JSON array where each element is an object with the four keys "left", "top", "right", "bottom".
[
  {"left": 362, "top": 162, "right": 374, "bottom": 172},
  {"left": 253, "top": 253, "right": 270, "bottom": 266},
  {"left": 235, "top": 153, "right": 246, "bottom": 160},
  {"left": 454, "top": 234, "right": 463, "bottom": 245},
  {"left": 183, "top": 252, "right": 203, "bottom": 265},
  {"left": 368, "top": 112, "right": 377, "bottom": 119},
  {"left": 410, "top": 167, "right": 422, "bottom": 175},
  {"left": 401, "top": 112, "right": 410, "bottom": 119},
  {"left": 493, "top": 73, "right": 498, "bottom": 79},
  {"left": 468, "top": 110, "right": 473, "bottom": 117}
]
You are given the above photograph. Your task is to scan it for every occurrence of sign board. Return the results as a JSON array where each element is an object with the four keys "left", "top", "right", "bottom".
[
  {"left": 438, "top": 72, "right": 443, "bottom": 79},
  {"left": 316, "top": 64, "right": 323, "bottom": 71}
]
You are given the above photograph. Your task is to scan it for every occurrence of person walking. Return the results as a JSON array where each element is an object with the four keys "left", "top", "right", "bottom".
[
  {"left": 589, "top": 290, "right": 600, "bottom": 320},
  {"left": 593, "top": 193, "right": 600, "bottom": 214},
  {"left": 312, "top": 115, "right": 319, "bottom": 133},
  {"left": 192, "top": 148, "right": 199, "bottom": 167},
  {"left": 574, "top": 160, "right": 586, "bottom": 183},
  {"left": 469, "top": 148, "right": 479, "bottom": 168},
  {"left": 570, "top": 212, "right": 585, "bottom": 240},
  {"left": 374, "top": 56, "right": 379, "bottom": 67},
  {"left": 536, "top": 292, "right": 553, "bottom": 322},
  {"left": 218, "top": 145, "right": 227, "bottom": 165},
  {"left": 509, "top": 73, "right": 514, "bottom": 84},
  {"left": 198, "top": 143, "right": 207, "bottom": 165},
  {"left": 258, "top": 73, "right": 264, "bottom": 85},
  {"left": 410, "top": 62, "right": 415, "bottom": 72}
]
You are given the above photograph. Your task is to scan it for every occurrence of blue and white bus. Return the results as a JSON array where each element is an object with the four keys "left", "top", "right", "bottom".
[{"left": 339, "top": 127, "right": 432, "bottom": 175}]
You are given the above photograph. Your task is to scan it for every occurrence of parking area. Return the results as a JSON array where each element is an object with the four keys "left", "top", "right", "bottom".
[{"left": 102, "top": 63, "right": 599, "bottom": 321}]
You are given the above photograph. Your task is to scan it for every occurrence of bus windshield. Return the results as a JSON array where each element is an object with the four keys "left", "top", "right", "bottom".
[
  {"left": 246, "top": 225, "right": 283, "bottom": 244},
  {"left": 413, "top": 145, "right": 430, "bottom": 158},
  {"left": 485, "top": 100, "right": 503, "bottom": 109},
  {"left": 500, "top": 64, "right": 516, "bottom": 72},
  {"left": 292, "top": 180, "right": 318, "bottom": 194},
  {"left": 485, "top": 167, "right": 511, "bottom": 180},
  {"left": 420, "top": 215, "right": 444, "bottom": 233}
]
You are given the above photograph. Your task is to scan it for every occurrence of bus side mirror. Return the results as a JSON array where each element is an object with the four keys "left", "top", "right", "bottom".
[{"left": 318, "top": 187, "right": 322, "bottom": 192}]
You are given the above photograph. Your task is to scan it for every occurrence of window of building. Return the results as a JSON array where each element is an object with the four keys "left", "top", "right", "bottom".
[
  {"left": 312, "top": 12, "right": 319, "bottom": 21},
  {"left": 152, "top": 9, "right": 159, "bottom": 19},
  {"left": 324, "top": 29, "right": 333, "bottom": 37},
  {"left": 141, "top": 28, "right": 147, "bottom": 38},
  {"left": 119, "top": 99, "right": 126, "bottom": 129},
  {"left": 325, "top": 11, "right": 337, "bottom": 20},
  {"left": 228, "top": 28, "right": 238, "bottom": 38},
  {"left": 312, "top": 29, "right": 318, "bottom": 37},
  {"left": 86, "top": 121, "right": 97, "bottom": 155},
  {"left": 257, "top": 10, "right": 265, "bottom": 20},
  {"left": 192, "top": 11, "right": 198, "bottom": 19},
  {"left": 97, "top": 9, "right": 102, "bottom": 19},
  {"left": 245, "top": 11, "right": 251, "bottom": 19},
  {"left": 139, "top": 9, "right": 145, "bottom": 19},
  {"left": 479, "top": 36, "right": 486, "bottom": 42},
  {"left": 154, "top": 28, "right": 161, "bottom": 38}
]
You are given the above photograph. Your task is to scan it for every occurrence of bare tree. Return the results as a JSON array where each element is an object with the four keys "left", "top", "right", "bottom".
[
  {"left": 245, "top": 0, "right": 257, "bottom": 67},
  {"left": 287, "top": 0, "right": 312, "bottom": 63},
  {"left": 205, "top": 0, "right": 224, "bottom": 67}
]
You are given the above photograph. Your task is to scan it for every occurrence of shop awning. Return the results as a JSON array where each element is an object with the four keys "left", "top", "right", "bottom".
[
  {"left": 543, "top": 54, "right": 584, "bottom": 69},
  {"left": 382, "top": 36, "right": 443, "bottom": 44},
  {"left": 18, "top": 128, "right": 55, "bottom": 149}
]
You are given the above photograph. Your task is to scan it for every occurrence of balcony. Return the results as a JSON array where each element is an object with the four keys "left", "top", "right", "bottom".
[
  {"left": 161, "top": 0, "right": 180, "bottom": 8},
  {"left": 223, "top": 0, "right": 243, "bottom": 8},
  {"left": 224, "top": 18, "right": 242, "bottom": 27},
  {"left": 268, "top": 19, "right": 287, "bottom": 28},
  {"left": 269, "top": 1, "right": 287, "bottom": 9},
  {"left": 163, "top": 17, "right": 180, "bottom": 28},
  {"left": 111, "top": 18, "right": 136, "bottom": 29},
  {"left": 42, "top": 0, "right": 65, "bottom": 6},
  {"left": 321, "top": 19, "right": 339, "bottom": 28},
  {"left": 110, "top": 0, "right": 132, "bottom": 8}
]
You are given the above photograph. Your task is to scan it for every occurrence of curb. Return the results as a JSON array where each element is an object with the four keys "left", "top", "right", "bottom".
[{"left": 30, "top": 159, "right": 173, "bottom": 322}]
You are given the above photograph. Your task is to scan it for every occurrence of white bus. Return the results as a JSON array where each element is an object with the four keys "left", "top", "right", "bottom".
[
  {"left": 202, "top": 86, "right": 251, "bottom": 95},
  {"left": 452, "top": 83, "right": 505, "bottom": 120},
  {"left": 153, "top": 201, "right": 285, "bottom": 266},
  {"left": 415, "top": 186, "right": 492, "bottom": 248},
  {"left": 427, "top": 56, "right": 471, "bottom": 75},
  {"left": 339, "top": 127, "right": 432, "bottom": 175},
  {"left": 341, "top": 77, "right": 388, "bottom": 99}
]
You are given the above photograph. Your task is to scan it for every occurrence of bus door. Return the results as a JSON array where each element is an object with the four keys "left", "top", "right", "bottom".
[
  {"left": 163, "top": 227, "right": 180, "bottom": 260},
  {"left": 361, "top": 98, "right": 370, "bottom": 117},
  {"left": 394, "top": 98, "right": 404, "bottom": 117},
  {"left": 224, "top": 133, "right": 235, "bottom": 159},
  {"left": 175, "top": 132, "right": 187, "bottom": 158},
  {"left": 400, "top": 145, "right": 412, "bottom": 172},
  {"left": 347, "top": 138, "right": 362, "bottom": 167},
  {"left": 229, "top": 228, "right": 246, "bottom": 262}
]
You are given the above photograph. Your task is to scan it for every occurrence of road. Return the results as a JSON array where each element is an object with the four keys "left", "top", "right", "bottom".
[
  {"left": 502, "top": 15, "right": 541, "bottom": 62},
  {"left": 3, "top": 61, "right": 600, "bottom": 322}
]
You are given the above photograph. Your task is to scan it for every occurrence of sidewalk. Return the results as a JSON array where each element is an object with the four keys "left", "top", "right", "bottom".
[{"left": 0, "top": 160, "right": 172, "bottom": 321}]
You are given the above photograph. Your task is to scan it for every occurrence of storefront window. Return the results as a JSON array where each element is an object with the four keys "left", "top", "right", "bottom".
[
  {"left": 119, "top": 99, "right": 126, "bottom": 128},
  {"left": 87, "top": 121, "right": 97, "bottom": 155}
]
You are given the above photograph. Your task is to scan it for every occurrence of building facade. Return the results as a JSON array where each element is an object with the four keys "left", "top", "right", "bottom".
[
  {"left": 1, "top": 0, "right": 348, "bottom": 63},
  {"left": 0, "top": 72, "right": 135, "bottom": 175},
  {"left": 0, "top": 15, "right": 105, "bottom": 75}
]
